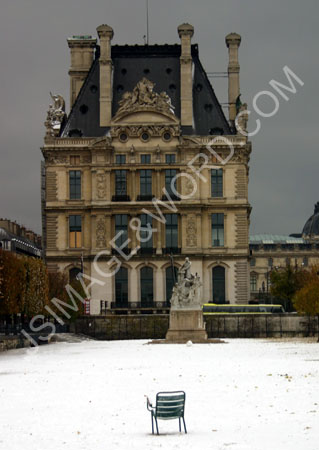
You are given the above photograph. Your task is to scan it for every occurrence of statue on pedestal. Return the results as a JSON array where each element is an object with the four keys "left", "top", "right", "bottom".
[
  {"left": 170, "top": 257, "right": 203, "bottom": 310},
  {"left": 166, "top": 256, "right": 207, "bottom": 342}
]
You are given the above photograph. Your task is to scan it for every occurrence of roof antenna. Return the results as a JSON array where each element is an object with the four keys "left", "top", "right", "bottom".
[{"left": 146, "top": 0, "right": 149, "bottom": 45}]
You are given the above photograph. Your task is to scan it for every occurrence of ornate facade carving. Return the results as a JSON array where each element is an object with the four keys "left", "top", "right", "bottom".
[
  {"left": 111, "top": 124, "right": 180, "bottom": 139},
  {"left": 96, "top": 172, "right": 106, "bottom": 199},
  {"left": 115, "top": 78, "right": 175, "bottom": 117},
  {"left": 46, "top": 153, "right": 68, "bottom": 164},
  {"left": 81, "top": 155, "right": 91, "bottom": 164},
  {"left": 186, "top": 214, "right": 197, "bottom": 247},
  {"left": 91, "top": 136, "right": 112, "bottom": 148},
  {"left": 231, "top": 147, "right": 251, "bottom": 164},
  {"left": 96, "top": 217, "right": 106, "bottom": 248}
]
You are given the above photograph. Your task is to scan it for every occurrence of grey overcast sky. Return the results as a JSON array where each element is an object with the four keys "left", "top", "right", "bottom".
[{"left": 0, "top": 0, "right": 318, "bottom": 235}]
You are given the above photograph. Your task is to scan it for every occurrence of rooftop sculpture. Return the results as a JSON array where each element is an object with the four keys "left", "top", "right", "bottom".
[
  {"left": 115, "top": 78, "right": 175, "bottom": 117},
  {"left": 45, "top": 92, "right": 66, "bottom": 137}
]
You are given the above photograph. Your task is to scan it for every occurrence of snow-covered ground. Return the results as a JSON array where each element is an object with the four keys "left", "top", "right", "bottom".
[{"left": 0, "top": 338, "right": 318, "bottom": 450}]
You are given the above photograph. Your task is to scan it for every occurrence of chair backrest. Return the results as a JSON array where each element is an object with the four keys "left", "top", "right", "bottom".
[{"left": 156, "top": 391, "right": 185, "bottom": 419}]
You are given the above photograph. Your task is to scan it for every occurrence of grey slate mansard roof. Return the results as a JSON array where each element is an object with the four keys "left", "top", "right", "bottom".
[{"left": 61, "top": 44, "right": 233, "bottom": 138}]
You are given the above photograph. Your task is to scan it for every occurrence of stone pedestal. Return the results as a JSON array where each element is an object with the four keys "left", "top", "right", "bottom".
[{"left": 166, "top": 309, "right": 208, "bottom": 343}]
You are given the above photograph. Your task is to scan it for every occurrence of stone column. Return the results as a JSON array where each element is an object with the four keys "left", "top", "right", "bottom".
[
  {"left": 91, "top": 169, "right": 97, "bottom": 200},
  {"left": 225, "top": 33, "right": 241, "bottom": 123},
  {"left": 130, "top": 212, "right": 138, "bottom": 253},
  {"left": 156, "top": 222, "right": 162, "bottom": 255},
  {"left": 131, "top": 169, "right": 136, "bottom": 201},
  {"left": 178, "top": 23, "right": 194, "bottom": 127},
  {"left": 97, "top": 24, "right": 114, "bottom": 127},
  {"left": 155, "top": 267, "right": 164, "bottom": 303},
  {"left": 155, "top": 168, "right": 161, "bottom": 199},
  {"left": 130, "top": 266, "right": 138, "bottom": 304}
]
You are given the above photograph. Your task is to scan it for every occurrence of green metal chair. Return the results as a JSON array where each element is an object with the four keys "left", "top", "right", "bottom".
[{"left": 146, "top": 391, "right": 187, "bottom": 435}]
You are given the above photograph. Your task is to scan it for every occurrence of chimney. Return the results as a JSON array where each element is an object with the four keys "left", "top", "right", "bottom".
[
  {"left": 67, "top": 35, "right": 97, "bottom": 109},
  {"left": 97, "top": 24, "right": 114, "bottom": 127},
  {"left": 225, "top": 33, "right": 241, "bottom": 123},
  {"left": 178, "top": 23, "right": 194, "bottom": 127}
]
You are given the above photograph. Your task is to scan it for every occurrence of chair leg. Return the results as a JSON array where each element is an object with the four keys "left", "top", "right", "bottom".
[
  {"left": 179, "top": 417, "right": 181, "bottom": 432},
  {"left": 155, "top": 417, "right": 159, "bottom": 435},
  {"left": 151, "top": 413, "right": 154, "bottom": 435},
  {"left": 182, "top": 417, "right": 187, "bottom": 434}
]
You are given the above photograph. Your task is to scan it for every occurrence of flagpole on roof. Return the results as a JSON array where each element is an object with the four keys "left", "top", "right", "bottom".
[{"left": 146, "top": 0, "right": 149, "bottom": 45}]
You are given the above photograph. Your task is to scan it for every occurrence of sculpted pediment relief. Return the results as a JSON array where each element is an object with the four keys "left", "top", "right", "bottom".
[{"left": 112, "top": 78, "right": 179, "bottom": 125}]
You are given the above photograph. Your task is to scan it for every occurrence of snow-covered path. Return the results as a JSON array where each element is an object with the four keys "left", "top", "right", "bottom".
[{"left": 0, "top": 339, "right": 318, "bottom": 450}]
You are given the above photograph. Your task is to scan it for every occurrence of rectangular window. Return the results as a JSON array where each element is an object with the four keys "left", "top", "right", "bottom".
[
  {"left": 70, "top": 155, "right": 80, "bottom": 165},
  {"left": 141, "top": 154, "right": 151, "bottom": 164},
  {"left": 69, "top": 215, "right": 82, "bottom": 248},
  {"left": 69, "top": 170, "right": 81, "bottom": 200},
  {"left": 211, "top": 169, "right": 223, "bottom": 198},
  {"left": 212, "top": 213, "right": 224, "bottom": 247},
  {"left": 140, "top": 169, "right": 152, "bottom": 196},
  {"left": 165, "top": 214, "right": 178, "bottom": 249},
  {"left": 116, "top": 155, "right": 126, "bottom": 164},
  {"left": 140, "top": 214, "right": 153, "bottom": 249},
  {"left": 115, "top": 214, "right": 128, "bottom": 248},
  {"left": 165, "top": 169, "right": 177, "bottom": 196},
  {"left": 115, "top": 170, "right": 127, "bottom": 195},
  {"left": 165, "top": 154, "right": 176, "bottom": 164}
]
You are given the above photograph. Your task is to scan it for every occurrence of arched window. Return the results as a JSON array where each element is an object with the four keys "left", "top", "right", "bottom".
[
  {"left": 69, "top": 267, "right": 81, "bottom": 283},
  {"left": 140, "top": 267, "right": 153, "bottom": 307},
  {"left": 250, "top": 273, "right": 257, "bottom": 292},
  {"left": 115, "top": 267, "right": 128, "bottom": 307},
  {"left": 165, "top": 266, "right": 178, "bottom": 305},
  {"left": 212, "top": 266, "right": 226, "bottom": 304}
]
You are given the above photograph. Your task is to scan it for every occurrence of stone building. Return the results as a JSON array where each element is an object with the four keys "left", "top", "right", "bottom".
[
  {"left": 249, "top": 202, "right": 319, "bottom": 302},
  {"left": 42, "top": 23, "right": 251, "bottom": 314},
  {"left": 0, "top": 218, "right": 42, "bottom": 258}
]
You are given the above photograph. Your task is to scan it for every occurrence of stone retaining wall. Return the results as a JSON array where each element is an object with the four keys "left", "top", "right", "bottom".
[
  {"left": 72, "top": 314, "right": 319, "bottom": 340},
  {"left": 0, "top": 336, "right": 32, "bottom": 352}
]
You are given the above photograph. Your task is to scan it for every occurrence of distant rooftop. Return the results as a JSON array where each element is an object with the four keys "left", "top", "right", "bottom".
[
  {"left": 69, "top": 35, "right": 94, "bottom": 40},
  {"left": 249, "top": 234, "right": 306, "bottom": 245}
]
